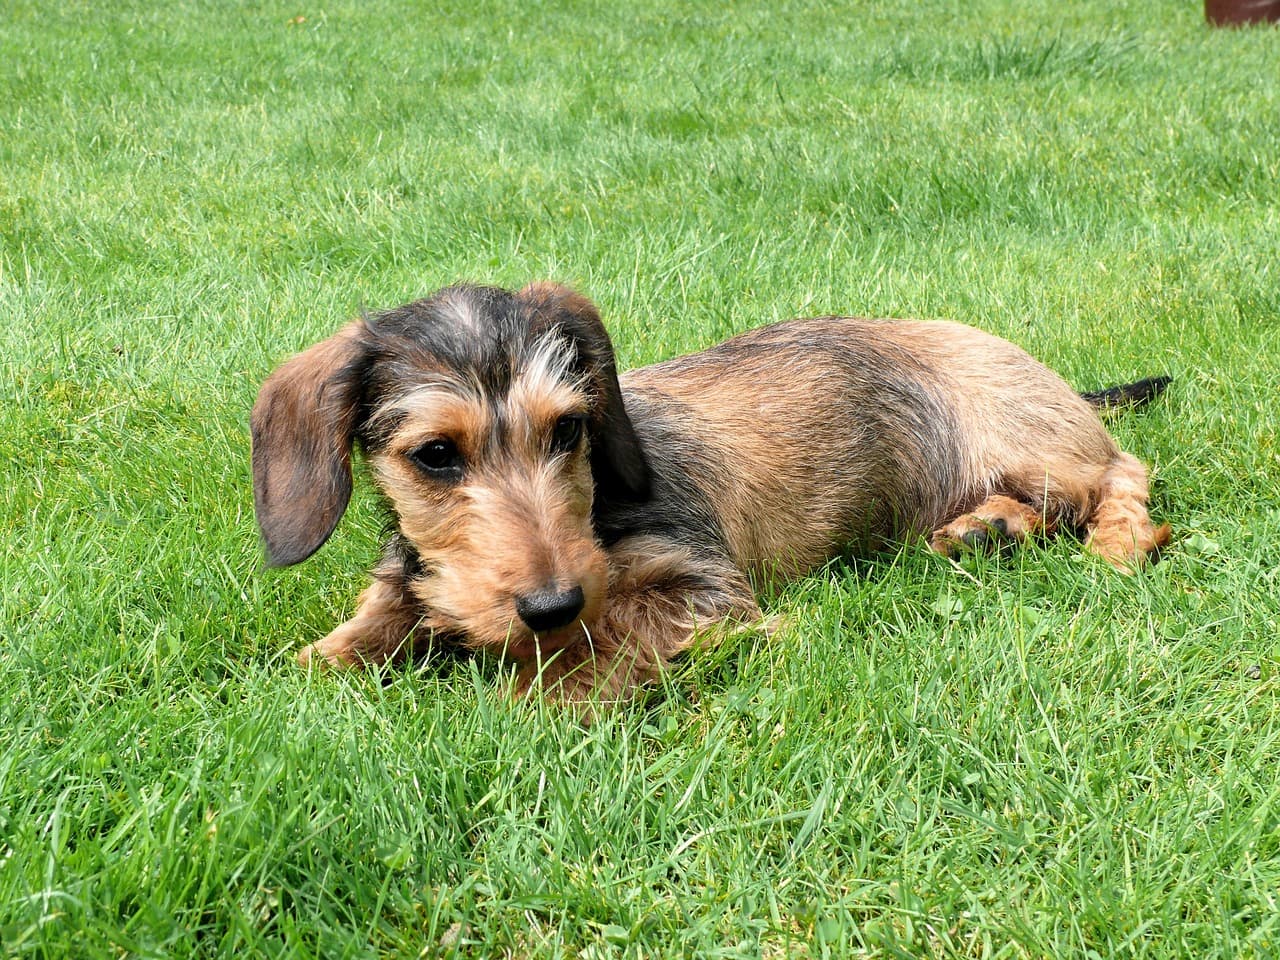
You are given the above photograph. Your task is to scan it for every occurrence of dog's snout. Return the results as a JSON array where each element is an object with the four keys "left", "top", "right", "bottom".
[{"left": 515, "top": 584, "right": 586, "bottom": 633}]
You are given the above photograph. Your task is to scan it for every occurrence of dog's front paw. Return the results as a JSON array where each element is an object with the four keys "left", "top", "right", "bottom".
[
  {"left": 297, "top": 636, "right": 357, "bottom": 669},
  {"left": 297, "top": 614, "right": 411, "bottom": 669}
]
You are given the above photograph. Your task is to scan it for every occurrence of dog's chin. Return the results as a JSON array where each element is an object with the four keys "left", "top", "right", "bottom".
[
  {"left": 441, "top": 604, "right": 590, "bottom": 660},
  {"left": 470, "top": 572, "right": 607, "bottom": 662},
  {"left": 495, "top": 622, "right": 587, "bottom": 662},
  {"left": 419, "top": 591, "right": 599, "bottom": 665}
]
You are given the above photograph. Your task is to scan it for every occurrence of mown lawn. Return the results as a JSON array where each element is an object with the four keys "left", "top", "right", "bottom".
[{"left": 2, "top": 1, "right": 1278, "bottom": 956}]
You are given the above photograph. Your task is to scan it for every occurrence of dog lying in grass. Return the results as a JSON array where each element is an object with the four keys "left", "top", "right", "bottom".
[{"left": 252, "top": 282, "right": 1170, "bottom": 709}]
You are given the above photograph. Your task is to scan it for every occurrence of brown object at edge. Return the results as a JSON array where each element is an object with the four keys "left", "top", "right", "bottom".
[{"left": 1206, "top": 0, "right": 1280, "bottom": 26}]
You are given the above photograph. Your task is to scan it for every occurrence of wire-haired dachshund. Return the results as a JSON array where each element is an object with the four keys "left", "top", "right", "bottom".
[{"left": 251, "top": 282, "right": 1170, "bottom": 711}]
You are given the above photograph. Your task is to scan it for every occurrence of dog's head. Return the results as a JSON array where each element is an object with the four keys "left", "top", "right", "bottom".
[{"left": 251, "top": 282, "right": 650, "bottom": 656}]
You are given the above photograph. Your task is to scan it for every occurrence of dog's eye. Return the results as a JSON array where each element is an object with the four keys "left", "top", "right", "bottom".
[
  {"left": 407, "top": 439, "right": 462, "bottom": 478},
  {"left": 550, "top": 414, "right": 585, "bottom": 454}
]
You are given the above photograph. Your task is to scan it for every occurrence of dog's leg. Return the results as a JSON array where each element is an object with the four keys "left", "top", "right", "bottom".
[
  {"left": 930, "top": 494, "right": 1055, "bottom": 558},
  {"left": 1083, "top": 453, "right": 1171, "bottom": 570},
  {"left": 298, "top": 576, "right": 422, "bottom": 668},
  {"left": 515, "top": 540, "right": 761, "bottom": 715}
]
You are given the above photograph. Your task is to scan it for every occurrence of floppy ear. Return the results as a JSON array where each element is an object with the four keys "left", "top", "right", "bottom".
[
  {"left": 250, "top": 322, "right": 368, "bottom": 567},
  {"left": 518, "top": 282, "right": 650, "bottom": 502}
]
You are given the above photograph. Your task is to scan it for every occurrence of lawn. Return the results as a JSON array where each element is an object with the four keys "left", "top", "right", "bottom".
[{"left": 2, "top": 0, "right": 1279, "bottom": 956}]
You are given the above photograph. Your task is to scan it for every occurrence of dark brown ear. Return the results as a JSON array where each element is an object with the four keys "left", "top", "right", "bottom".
[
  {"left": 250, "top": 322, "right": 368, "bottom": 567},
  {"left": 518, "top": 282, "right": 650, "bottom": 502}
]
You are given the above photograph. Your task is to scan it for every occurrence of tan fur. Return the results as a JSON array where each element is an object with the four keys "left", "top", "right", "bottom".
[
  {"left": 371, "top": 423, "right": 607, "bottom": 662},
  {"left": 251, "top": 321, "right": 366, "bottom": 567},
  {"left": 1084, "top": 453, "right": 1173, "bottom": 570},
  {"left": 507, "top": 336, "right": 588, "bottom": 443},
  {"left": 252, "top": 285, "right": 1171, "bottom": 716},
  {"left": 623, "top": 317, "right": 1156, "bottom": 575},
  {"left": 513, "top": 536, "right": 761, "bottom": 715},
  {"left": 877, "top": 321, "right": 1120, "bottom": 521},
  {"left": 622, "top": 366, "right": 867, "bottom": 579},
  {"left": 299, "top": 575, "right": 421, "bottom": 667},
  {"left": 930, "top": 495, "right": 1056, "bottom": 556}
]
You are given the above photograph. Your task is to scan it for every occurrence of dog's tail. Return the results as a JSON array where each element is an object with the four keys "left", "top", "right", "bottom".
[{"left": 1080, "top": 375, "right": 1172, "bottom": 410}]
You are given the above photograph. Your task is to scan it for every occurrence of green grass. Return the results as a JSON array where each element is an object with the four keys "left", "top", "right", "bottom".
[{"left": 3, "top": 0, "right": 1279, "bottom": 956}]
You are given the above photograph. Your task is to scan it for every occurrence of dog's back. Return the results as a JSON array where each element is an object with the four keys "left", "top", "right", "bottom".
[{"left": 618, "top": 317, "right": 1120, "bottom": 577}]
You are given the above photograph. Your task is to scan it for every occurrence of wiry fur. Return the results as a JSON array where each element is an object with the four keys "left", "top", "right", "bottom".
[{"left": 252, "top": 282, "right": 1171, "bottom": 712}]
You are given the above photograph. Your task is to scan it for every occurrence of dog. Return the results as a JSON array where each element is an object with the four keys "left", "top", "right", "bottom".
[{"left": 251, "top": 282, "right": 1171, "bottom": 709}]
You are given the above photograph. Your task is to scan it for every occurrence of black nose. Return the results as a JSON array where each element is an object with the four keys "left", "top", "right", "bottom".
[{"left": 515, "top": 585, "right": 585, "bottom": 633}]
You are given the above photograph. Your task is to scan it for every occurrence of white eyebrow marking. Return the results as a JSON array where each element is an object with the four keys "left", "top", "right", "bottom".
[
  {"left": 505, "top": 335, "right": 590, "bottom": 447},
  {"left": 519, "top": 334, "right": 581, "bottom": 397},
  {"left": 367, "top": 375, "right": 477, "bottom": 428}
]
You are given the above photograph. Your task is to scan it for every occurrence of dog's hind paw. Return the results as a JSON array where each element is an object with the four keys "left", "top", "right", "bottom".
[{"left": 930, "top": 495, "right": 1055, "bottom": 559}]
